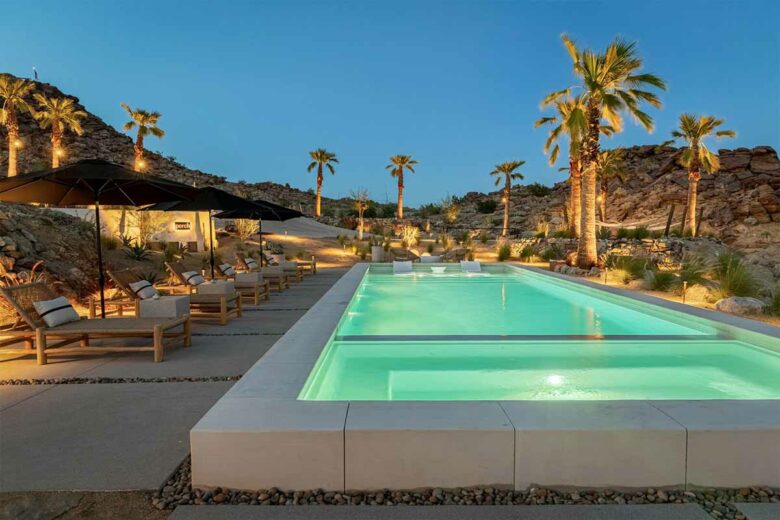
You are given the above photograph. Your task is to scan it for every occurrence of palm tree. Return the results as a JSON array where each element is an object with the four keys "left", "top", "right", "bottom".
[
  {"left": 535, "top": 93, "right": 588, "bottom": 237},
  {"left": 561, "top": 35, "right": 666, "bottom": 268},
  {"left": 596, "top": 148, "right": 626, "bottom": 221},
  {"left": 120, "top": 103, "right": 164, "bottom": 172},
  {"left": 663, "top": 114, "right": 735, "bottom": 236},
  {"left": 0, "top": 76, "right": 35, "bottom": 177},
  {"left": 351, "top": 189, "right": 370, "bottom": 240},
  {"left": 307, "top": 148, "right": 338, "bottom": 218},
  {"left": 386, "top": 155, "right": 418, "bottom": 219},
  {"left": 33, "top": 94, "right": 87, "bottom": 168},
  {"left": 490, "top": 161, "right": 525, "bottom": 237}
]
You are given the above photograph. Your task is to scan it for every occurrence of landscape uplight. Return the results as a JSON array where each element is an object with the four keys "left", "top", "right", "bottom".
[{"left": 13, "top": 139, "right": 22, "bottom": 148}]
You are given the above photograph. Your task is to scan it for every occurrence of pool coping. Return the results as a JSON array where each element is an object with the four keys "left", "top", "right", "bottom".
[{"left": 191, "top": 262, "right": 780, "bottom": 492}]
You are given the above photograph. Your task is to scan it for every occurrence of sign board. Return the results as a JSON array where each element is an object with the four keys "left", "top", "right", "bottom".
[{"left": 175, "top": 221, "right": 191, "bottom": 231}]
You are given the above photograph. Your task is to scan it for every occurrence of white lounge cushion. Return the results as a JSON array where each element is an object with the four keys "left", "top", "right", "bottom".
[
  {"left": 420, "top": 255, "right": 441, "bottom": 263},
  {"left": 182, "top": 271, "right": 205, "bottom": 286},
  {"left": 393, "top": 261, "right": 413, "bottom": 274},
  {"left": 244, "top": 258, "right": 258, "bottom": 269},
  {"left": 460, "top": 260, "right": 481, "bottom": 272},
  {"left": 33, "top": 297, "right": 80, "bottom": 327},
  {"left": 219, "top": 264, "right": 236, "bottom": 277},
  {"left": 128, "top": 280, "right": 159, "bottom": 300}
]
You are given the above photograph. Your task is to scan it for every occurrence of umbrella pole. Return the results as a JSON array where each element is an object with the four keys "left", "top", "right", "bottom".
[
  {"left": 94, "top": 200, "right": 106, "bottom": 318},
  {"left": 209, "top": 212, "right": 216, "bottom": 279},
  {"left": 258, "top": 219, "right": 263, "bottom": 267}
]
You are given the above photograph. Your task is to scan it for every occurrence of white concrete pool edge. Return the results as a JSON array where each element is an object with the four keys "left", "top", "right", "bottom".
[{"left": 191, "top": 263, "right": 780, "bottom": 492}]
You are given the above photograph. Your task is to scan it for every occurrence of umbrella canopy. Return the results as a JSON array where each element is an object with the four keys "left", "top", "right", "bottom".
[
  {"left": 0, "top": 159, "right": 200, "bottom": 318},
  {"left": 0, "top": 159, "right": 198, "bottom": 206},
  {"left": 143, "top": 186, "right": 278, "bottom": 278},
  {"left": 213, "top": 198, "right": 302, "bottom": 221}
]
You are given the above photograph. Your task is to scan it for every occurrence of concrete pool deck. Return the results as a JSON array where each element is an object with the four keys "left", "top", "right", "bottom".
[{"left": 191, "top": 263, "right": 780, "bottom": 492}]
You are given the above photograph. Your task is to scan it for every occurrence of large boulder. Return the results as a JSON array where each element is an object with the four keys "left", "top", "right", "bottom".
[{"left": 714, "top": 296, "right": 766, "bottom": 315}]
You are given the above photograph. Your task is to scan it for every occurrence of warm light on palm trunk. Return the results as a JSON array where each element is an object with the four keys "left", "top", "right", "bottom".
[
  {"left": 569, "top": 157, "right": 581, "bottom": 237},
  {"left": 51, "top": 128, "right": 62, "bottom": 168},
  {"left": 577, "top": 101, "right": 600, "bottom": 268},
  {"left": 315, "top": 165, "right": 323, "bottom": 218},
  {"left": 686, "top": 172, "right": 700, "bottom": 237},
  {"left": 6, "top": 113, "right": 19, "bottom": 177},
  {"left": 133, "top": 131, "right": 144, "bottom": 172},
  {"left": 502, "top": 178, "right": 510, "bottom": 237},
  {"left": 397, "top": 173, "right": 404, "bottom": 220}
]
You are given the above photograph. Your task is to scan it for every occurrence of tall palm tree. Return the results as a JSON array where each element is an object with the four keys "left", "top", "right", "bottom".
[
  {"left": 120, "top": 103, "right": 164, "bottom": 172},
  {"left": 307, "top": 148, "right": 338, "bottom": 218},
  {"left": 33, "top": 94, "right": 87, "bottom": 168},
  {"left": 386, "top": 155, "right": 417, "bottom": 220},
  {"left": 596, "top": 148, "right": 626, "bottom": 221},
  {"left": 663, "top": 114, "right": 735, "bottom": 236},
  {"left": 489, "top": 161, "right": 525, "bottom": 237},
  {"left": 0, "top": 76, "right": 35, "bottom": 177},
  {"left": 562, "top": 35, "right": 666, "bottom": 268}
]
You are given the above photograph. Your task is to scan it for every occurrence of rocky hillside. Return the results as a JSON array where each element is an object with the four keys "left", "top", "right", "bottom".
[
  {"left": 434, "top": 145, "right": 780, "bottom": 250},
  {"left": 0, "top": 74, "right": 343, "bottom": 215}
]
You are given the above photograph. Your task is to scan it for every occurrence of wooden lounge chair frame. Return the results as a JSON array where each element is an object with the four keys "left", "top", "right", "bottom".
[
  {"left": 0, "top": 283, "right": 190, "bottom": 365},
  {"left": 164, "top": 262, "right": 242, "bottom": 325},
  {"left": 214, "top": 264, "right": 271, "bottom": 305},
  {"left": 235, "top": 256, "right": 288, "bottom": 292}
]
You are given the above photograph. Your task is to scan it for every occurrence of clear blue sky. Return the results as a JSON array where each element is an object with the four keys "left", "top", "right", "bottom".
[{"left": 3, "top": 0, "right": 778, "bottom": 205}]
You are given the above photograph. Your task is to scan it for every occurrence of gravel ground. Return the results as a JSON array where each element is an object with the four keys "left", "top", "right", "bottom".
[{"left": 154, "top": 457, "right": 779, "bottom": 520}]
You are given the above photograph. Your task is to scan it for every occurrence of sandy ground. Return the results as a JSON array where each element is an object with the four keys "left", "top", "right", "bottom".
[{"left": 0, "top": 491, "right": 168, "bottom": 520}]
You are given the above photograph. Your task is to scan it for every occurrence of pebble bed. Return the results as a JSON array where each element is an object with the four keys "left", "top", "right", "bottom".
[
  {"left": 0, "top": 376, "right": 241, "bottom": 386},
  {"left": 154, "top": 457, "right": 779, "bottom": 519}
]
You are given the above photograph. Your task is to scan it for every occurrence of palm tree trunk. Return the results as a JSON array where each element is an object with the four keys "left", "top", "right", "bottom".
[
  {"left": 6, "top": 111, "right": 18, "bottom": 177},
  {"left": 685, "top": 170, "right": 700, "bottom": 237},
  {"left": 502, "top": 177, "right": 510, "bottom": 237},
  {"left": 357, "top": 210, "right": 364, "bottom": 240},
  {"left": 397, "top": 172, "right": 404, "bottom": 220},
  {"left": 315, "top": 164, "right": 323, "bottom": 218},
  {"left": 577, "top": 100, "right": 600, "bottom": 269},
  {"left": 133, "top": 132, "right": 144, "bottom": 172},
  {"left": 569, "top": 155, "right": 581, "bottom": 237},
  {"left": 599, "top": 182, "right": 608, "bottom": 222},
  {"left": 51, "top": 127, "right": 62, "bottom": 168}
]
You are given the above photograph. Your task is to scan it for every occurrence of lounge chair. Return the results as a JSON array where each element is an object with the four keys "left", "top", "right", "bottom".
[
  {"left": 420, "top": 255, "right": 442, "bottom": 263},
  {"left": 393, "top": 260, "right": 414, "bottom": 275},
  {"left": 0, "top": 283, "right": 190, "bottom": 365},
  {"left": 460, "top": 260, "right": 482, "bottom": 273},
  {"left": 296, "top": 256, "right": 317, "bottom": 275},
  {"left": 392, "top": 249, "right": 420, "bottom": 262},
  {"left": 165, "top": 262, "right": 242, "bottom": 325},
  {"left": 235, "top": 256, "right": 288, "bottom": 291},
  {"left": 441, "top": 248, "right": 469, "bottom": 263},
  {"left": 215, "top": 263, "right": 271, "bottom": 305}
]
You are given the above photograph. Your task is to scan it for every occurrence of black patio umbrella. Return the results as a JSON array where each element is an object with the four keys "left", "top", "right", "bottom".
[
  {"left": 214, "top": 199, "right": 303, "bottom": 266},
  {"left": 0, "top": 159, "right": 200, "bottom": 317},
  {"left": 143, "top": 186, "right": 281, "bottom": 278}
]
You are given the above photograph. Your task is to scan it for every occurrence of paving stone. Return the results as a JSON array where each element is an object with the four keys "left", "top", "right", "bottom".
[{"left": 732, "top": 502, "right": 780, "bottom": 519}]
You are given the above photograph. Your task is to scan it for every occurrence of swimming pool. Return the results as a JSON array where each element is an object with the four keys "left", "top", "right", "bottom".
[{"left": 301, "top": 264, "right": 780, "bottom": 400}]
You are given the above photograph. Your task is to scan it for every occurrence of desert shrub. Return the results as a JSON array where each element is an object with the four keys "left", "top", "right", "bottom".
[
  {"left": 497, "top": 243, "right": 511, "bottom": 262},
  {"left": 616, "top": 227, "right": 630, "bottom": 239},
  {"left": 526, "top": 182, "right": 552, "bottom": 197},
  {"left": 608, "top": 255, "right": 649, "bottom": 282},
  {"left": 125, "top": 244, "right": 151, "bottom": 261},
  {"left": 768, "top": 283, "right": 780, "bottom": 316},
  {"left": 650, "top": 229, "right": 664, "bottom": 239},
  {"left": 552, "top": 229, "right": 574, "bottom": 239},
  {"left": 235, "top": 219, "right": 258, "bottom": 241},
  {"left": 630, "top": 226, "right": 651, "bottom": 240},
  {"left": 440, "top": 234, "right": 451, "bottom": 250},
  {"left": 677, "top": 253, "right": 709, "bottom": 288},
  {"left": 479, "top": 231, "right": 489, "bottom": 244},
  {"left": 418, "top": 203, "right": 442, "bottom": 217},
  {"left": 518, "top": 245, "right": 536, "bottom": 261},
  {"left": 457, "top": 230, "right": 471, "bottom": 245},
  {"left": 400, "top": 225, "right": 420, "bottom": 247},
  {"left": 426, "top": 242, "right": 435, "bottom": 254},
  {"left": 101, "top": 235, "right": 119, "bottom": 250},
  {"left": 712, "top": 251, "right": 757, "bottom": 298},
  {"left": 379, "top": 204, "right": 396, "bottom": 218},
  {"left": 476, "top": 200, "right": 498, "bottom": 214},
  {"left": 163, "top": 243, "right": 178, "bottom": 264},
  {"left": 541, "top": 244, "right": 564, "bottom": 261},
  {"left": 643, "top": 269, "right": 678, "bottom": 292},
  {"left": 441, "top": 196, "right": 461, "bottom": 223},
  {"left": 597, "top": 227, "right": 612, "bottom": 239}
]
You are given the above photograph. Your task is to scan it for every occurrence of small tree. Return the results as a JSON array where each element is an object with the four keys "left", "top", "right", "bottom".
[{"left": 351, "top": 189, "right": 370, "bottom": 240}]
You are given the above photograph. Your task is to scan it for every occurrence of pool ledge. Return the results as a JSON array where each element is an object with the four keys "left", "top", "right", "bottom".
[{"left": 191, "top": 263, "right": 780, "bottom": 491}]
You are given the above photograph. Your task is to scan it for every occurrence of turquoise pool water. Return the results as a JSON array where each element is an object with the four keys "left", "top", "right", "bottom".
[{"left": 300, "top": 266, "right": 780, "bottom": 400}]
